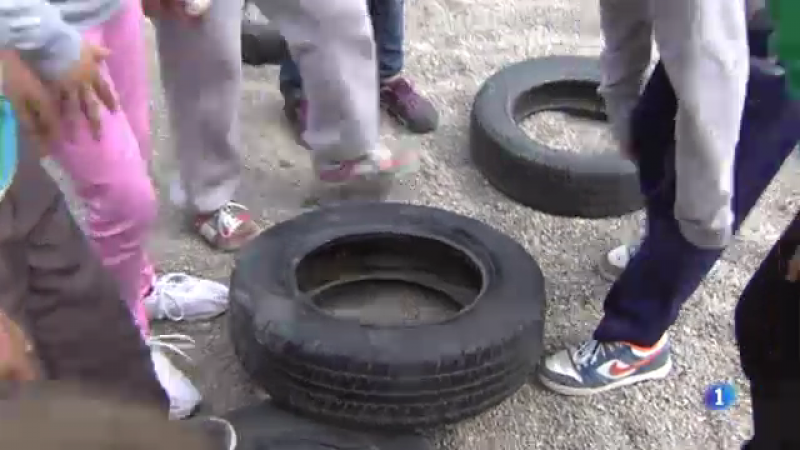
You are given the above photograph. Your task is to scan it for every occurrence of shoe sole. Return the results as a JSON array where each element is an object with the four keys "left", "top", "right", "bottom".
[
  {"left": 304, "top": 174, "right": 395, "bottom": 208},
  {"left": 186, "top": 218, "right": 261, "bottom": 254},
  {"left": 305, "top": 154, "right": 420, "bottom": 207},
  {"left": 202, "top": 219, "right": 263, "bottom": 253},
  {"left": 194, "top": 235, "right": 254, "bottom": 254},
  {"left": 538, "top": 357, "right": 673, "bottom": 396},
  {"left": 596, "top": 257, "right": 623, "bottom": 282},
  {"left": 213, "top": 233, "right": 262, "bottom": 253},
  {"left": 382, "top": 103, "right": 437, "bottom": 135},
  {"left": 386, "top": 158, "right": 420, "bottom": 179},
  {"left": 170, "top": 401, "right": 201, "bottom": 421}
]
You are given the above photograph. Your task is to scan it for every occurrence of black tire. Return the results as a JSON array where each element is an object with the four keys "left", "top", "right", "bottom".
[
  {"left": 230, "top": 202, "right": 545, "bottom": 430},
  {"left": 470, "top": 55, "right": 643, "bottom": 218},
  {"left": 241, "top": 19, "right": 288, "bottom": 66}
]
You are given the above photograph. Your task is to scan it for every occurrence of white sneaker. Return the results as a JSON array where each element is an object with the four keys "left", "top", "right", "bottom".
[
  {"left": 144, "top": 273, "right": 229, "bottom": 322},
  {"left": 149, "top": 334, "right": 202, "bottom": 420},
  {"left": 597, "top": 241, "right": 721, "bottom": 282},
  {"left": 598, "top": 242, "right": 640, "bottom": 281}
]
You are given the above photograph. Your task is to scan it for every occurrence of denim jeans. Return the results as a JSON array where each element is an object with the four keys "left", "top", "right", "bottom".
[{"left": 279, "top": 0, "right": 404, "bottom": 91}]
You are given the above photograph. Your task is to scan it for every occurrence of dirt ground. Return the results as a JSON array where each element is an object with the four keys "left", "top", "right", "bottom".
[{"left": 45, "top": 1, "right": 800, "bottom": 449}]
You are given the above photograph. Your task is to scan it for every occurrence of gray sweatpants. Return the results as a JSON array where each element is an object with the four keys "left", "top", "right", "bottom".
[
  {"left": 597, "top": 0, "right": 751, "bottom": 249},
  {"left": 154, "top": 0, "right": 378, "bottom": 213}
]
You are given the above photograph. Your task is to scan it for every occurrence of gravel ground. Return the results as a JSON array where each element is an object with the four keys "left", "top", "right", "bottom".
[
  {"left": 521, "top": 111, "right": 617, "bottom": 154},
  {"left": 45, "top": 2, "right": 800, "bottom": 449}
]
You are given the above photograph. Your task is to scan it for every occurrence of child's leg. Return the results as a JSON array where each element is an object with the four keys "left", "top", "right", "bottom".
[
  {"left": 735, "top": 212, "right": 800, "bottom": 449},
  {"left": 48, "top": 2, "right": 157, "bottom": 337},
  {"left": 368, "top": 0, "right": 403, "bottom": 80},
  {"left": 100, "top": 0, "right": 157, "bottom": 307},
  {"left": 369, "top": 0, "right": 439, "bottom": 134},
  {"left": 278, "top": 56, "right": 308, "bottom": 140},
  {"left": 278, "top": 57, "right": 303, "bottom": 94},
  {"left": 154, "top": 0, "right": 262, "bottom": 253},
  {"left": 102, "top": 0, "right": 151, "bottom": 164},
  {"left": 254, "top": 0, "right": 380, "bottom": 163},
  {"left": 0, "top": 145, "right": 167, "bottom": 410}
]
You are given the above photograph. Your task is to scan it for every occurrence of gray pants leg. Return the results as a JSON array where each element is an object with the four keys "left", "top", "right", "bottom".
[
  {"left": 254, "top": 0, "right": 380, "bottom": 163},
  {"left": 153, "top": 1, "right": 243, "bottom": 214}
]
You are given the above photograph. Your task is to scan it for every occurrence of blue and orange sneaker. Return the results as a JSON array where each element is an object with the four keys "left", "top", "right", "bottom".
[{"left": 539, "top": 334, "right": 672, "bottom": 396}]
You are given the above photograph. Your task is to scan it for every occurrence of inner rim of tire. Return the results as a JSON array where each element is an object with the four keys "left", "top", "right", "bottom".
[
  {"left": 295, "top": 233, "right": 484, "bottom": 327},
  {"left": 513, "top": 79, "right": 607, "bottom": 124}
]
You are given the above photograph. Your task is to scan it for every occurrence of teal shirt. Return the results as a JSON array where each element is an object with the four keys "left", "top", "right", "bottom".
[{"left": 0, "top": 97, "right": 19, "bottom": 201}]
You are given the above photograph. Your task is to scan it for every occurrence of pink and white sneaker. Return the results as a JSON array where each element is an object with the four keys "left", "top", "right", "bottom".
[{"left": 307, "top": 148, "right": 419, "bottom": 206}]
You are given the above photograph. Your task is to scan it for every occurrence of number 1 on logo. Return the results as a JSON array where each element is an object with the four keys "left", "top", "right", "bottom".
[
  {"left": 704, "top": 382, "right": 736, "bottom": 410},
  {"left": 714, "top": 387, "right": 724, "bottom": 406}
]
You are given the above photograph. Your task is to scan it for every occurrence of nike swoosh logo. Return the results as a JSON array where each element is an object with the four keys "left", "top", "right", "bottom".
[{"left": 609, "top": 354, "right": 657, "bottom": 377}]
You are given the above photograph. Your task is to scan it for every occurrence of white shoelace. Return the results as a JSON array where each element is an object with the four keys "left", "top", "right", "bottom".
[
  {"left": 214, "top": 203, "right": 247, "bottom": 237},
  {"left": 573, "top": 340, "right": 609, "bottom": 369},
  {"left": 148, "top": 334, "right": 196, "bottom": 363},
  {"left": 149, "top": 273, "right": 206, "bottom": 321}
]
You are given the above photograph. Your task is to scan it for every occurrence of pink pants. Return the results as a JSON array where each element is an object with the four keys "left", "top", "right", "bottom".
[{"left": 49, "top": 0, "right": 155, "bottom": 336}]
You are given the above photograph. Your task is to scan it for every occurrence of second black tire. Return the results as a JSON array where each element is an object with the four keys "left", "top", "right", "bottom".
[
  {"left": 241, "top": 17, "right": 288, "bottom": 66},
  {"left": 229, "top": 203, "right": 545, "bottom": 430},
  {"left": 470, "top": 55, "right": 643, "bottom": 218}
]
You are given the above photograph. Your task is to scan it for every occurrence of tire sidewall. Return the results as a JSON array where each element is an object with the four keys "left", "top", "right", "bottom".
[{"left": 230, "top": 203, "right": 545, "bottom": 370}]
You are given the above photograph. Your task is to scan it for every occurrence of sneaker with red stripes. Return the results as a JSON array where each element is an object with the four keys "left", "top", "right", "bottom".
[{"left": 194, "top": 202, "right": 262, "bottom": 252}]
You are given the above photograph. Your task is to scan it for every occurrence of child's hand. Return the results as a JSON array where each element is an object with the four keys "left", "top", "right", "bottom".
[
  {"left": 53, "top": 42, "right": 118, "bottom": 141},
  {"left": 1, "top": 51, "right": 61, "bottom": 151},
  {"left": 0, "top": 311, "right": 36, "bottom": 382}
]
